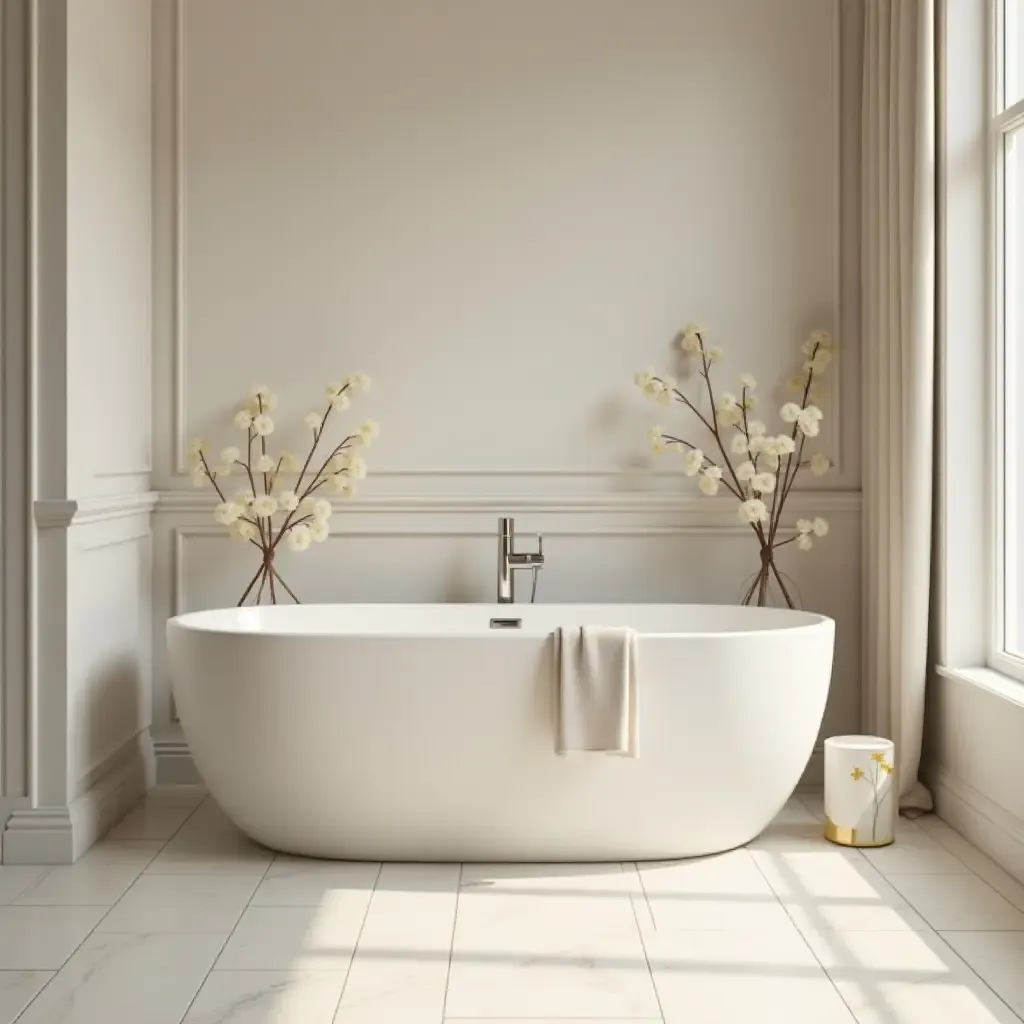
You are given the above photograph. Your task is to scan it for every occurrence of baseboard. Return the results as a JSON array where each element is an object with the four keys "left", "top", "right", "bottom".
[
  {"left": 2, "top": 731, "right": 154, "bottom": 865},
  {"left": 1, "top": 807, "right": 74, "bottom": 865},
  {"left": 153, "top": 736, "right": 202, "bottom": 785},
  {"left": 930, "top": 762, "right": 1024, "bottom": 885}
]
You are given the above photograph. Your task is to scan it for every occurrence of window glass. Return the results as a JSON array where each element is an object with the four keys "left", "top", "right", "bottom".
[{"left": 1006, "top": 0, "right": 1024, "bottom": 107}]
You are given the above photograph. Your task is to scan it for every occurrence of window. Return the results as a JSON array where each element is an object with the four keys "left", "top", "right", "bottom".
[{"left": 994, "top": 1, "right": 1024, "bottom": 676}]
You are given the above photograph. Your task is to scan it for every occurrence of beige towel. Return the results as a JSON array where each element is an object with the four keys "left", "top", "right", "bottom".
[{"left": 556, "top": 626, "right": 639, "bottom": 757}]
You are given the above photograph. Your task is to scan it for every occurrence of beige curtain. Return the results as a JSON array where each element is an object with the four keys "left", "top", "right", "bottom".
[{"left": 862, "top": 0, "right": 935, "bottom": 809}]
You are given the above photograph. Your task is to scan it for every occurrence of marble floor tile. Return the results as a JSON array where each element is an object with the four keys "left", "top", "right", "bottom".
[
  {"left": 7, "top": 787, "right": 1024, "bottom": 1024},
  {"left": 939, "top": 930, "right": 1024, "bottom": 1018},
  {"left": 15, "top": 840, "right": 164, "bottom": 906},
  {"left": 251, "top": 857, "right": 379, "bottom": 906},
  {"left": 106, "top": 801, "right": 198, "bottom": 841},
  {"left": 145, "top": 802, "right": 273, "bottom": 876},
  {"left": 96, "top": 873, "right": 261, "bottom": 934},
  {"left": 14, "top": 931, "right": 223, "bottom": 1024},
  {"left": 182, "top": 970, "right": 347, "bottom": 1024},
  {"left": 638, "top": 848, "right": 796, "bottom": 931},
  {"left": 143, "top": 785, "right": 209, "bottom": 807},
  {"left": 459, "top": 860, "right": 643, "bottom": 895},
  {"left": 748, "top": 821, "right": 864, "bottom": 856},
  {"left": 644, "top": 927, "right": 856, "bottom": 1023},
  {"left": 917, "top": 818, "right": 1024, "bottom": 913},
  {"left": 754, "top": 847, "right": 930, "bottom": 931},
  {"left": 802, "top": 928, "right": 1022, "bottom": 1024},
  {"left": 885, "top": 873, "right": 1024, "bottom": 931},
  {"left": 334, "top": 864, "right": 459, "bottom": 1024},
  {"left": 796, "top": 791, "right": 826, "bottom": 822},
  {"left": 0, "top": 972, "right": 53, "bottom": 1024},
  {"left": 860, "top": 819, "right": 971, "bottom": 876},
  {"left": 446, "top": 864, "right": 660, "bottom": 1019},
  {"left": 0, "top": 905, "right": 109, "bottom": 970},
  {"left": 216, "top": 896, "right": 371, "bottom": 971},
  {"left": 0, "top": 867, "right": 46, "bottom": 906},
  {"left": 770, "top": 797, "right": 823, "bottom": 826}
]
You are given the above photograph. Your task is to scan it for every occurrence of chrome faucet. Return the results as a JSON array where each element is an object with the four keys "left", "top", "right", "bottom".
[{"left": 497, "top": 517, "right": 544, "bottom": 604}]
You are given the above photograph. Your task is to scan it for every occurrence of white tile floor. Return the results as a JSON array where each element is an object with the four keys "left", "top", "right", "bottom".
[{"left": 0, "top": 788, "right": 1022, "bottom": 1023}]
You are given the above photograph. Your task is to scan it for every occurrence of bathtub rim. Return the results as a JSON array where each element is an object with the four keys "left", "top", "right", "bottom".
[{"left": 167, "top": 602, "right": 834, "bottom": 641}]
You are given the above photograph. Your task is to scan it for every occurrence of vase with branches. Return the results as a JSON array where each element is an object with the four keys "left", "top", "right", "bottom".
[
  {"left": 187, "top": 374, "right": 378, "bottom": 606},
  {"left": 635, "top": 327, "right": 836, "bottom": 608}
]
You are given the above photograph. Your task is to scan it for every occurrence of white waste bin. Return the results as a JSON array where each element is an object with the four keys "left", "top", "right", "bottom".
[{"left": 823, "top": 735, "right": 896, "bottom": 847}]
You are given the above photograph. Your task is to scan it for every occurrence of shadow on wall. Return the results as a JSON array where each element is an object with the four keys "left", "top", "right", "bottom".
[
  {"left": 77, "top": 650, "right": 143, "bottom": 790},
  {"left": 441, "top": 556, "right": 485, "bottom": 602}
]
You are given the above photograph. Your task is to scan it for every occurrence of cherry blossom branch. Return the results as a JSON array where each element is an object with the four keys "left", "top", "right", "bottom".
[
  {"left": 768, "top": 341, "right": 820, "bottom": 548},
  {"left": 267, "top": 558, "right": 277, "bottom": 603},
  {"left": 741, "top": 571, "right": 762, "bottom": 605},
  {"left": 693, "top": 342, "right": 770, "bottom": 549},
  {"left": 293, "top": 385, "right": 351, "bottom": 496},
  {"left": 660, "top": 434, "right": 744, "bottom": 500},
  {"left": 304, "top": 436, "right": 356, "bottom": 500},
  {"left": 272, "top": 567, "right": 301, "bottom": 604},
  {"left": 236, "top": 562, "right": 266, "bottom": 607},
  {"left": 268, "top": 513, "right": 316, "bottom": 554},
  {"left": 655, "top": 340, "right": 771, "bottom": 548},
  {"left": 197, "top": 452, "right": 228, "bottom": 503},
  {"left": 769, "top": 560, "right": 796, "bottom": 607}
]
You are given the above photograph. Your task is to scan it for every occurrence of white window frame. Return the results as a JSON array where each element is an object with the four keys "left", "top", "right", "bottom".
[{"left": 990, "top": 0, "right": 1024, "bottom": 682}]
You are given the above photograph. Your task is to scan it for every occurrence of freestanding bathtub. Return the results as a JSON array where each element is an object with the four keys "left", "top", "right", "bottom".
[{"left": 167, "top": 603, "right": 834, "bottom": 861}]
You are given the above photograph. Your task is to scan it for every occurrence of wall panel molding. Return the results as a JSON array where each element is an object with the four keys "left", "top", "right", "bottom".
[
  {"left": 34, "top": 491, "right": 158, "bottom": 530},
  {"left": 158, "top": 0, "right": 851, "bottom": 484},
  {"left": 156, "top": 488, "right": 861, "bottom": 517}
]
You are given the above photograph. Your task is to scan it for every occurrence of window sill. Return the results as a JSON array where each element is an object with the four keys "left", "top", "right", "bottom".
[{"left": 936, "top": 665, "right": 1024, "bottom": 708}]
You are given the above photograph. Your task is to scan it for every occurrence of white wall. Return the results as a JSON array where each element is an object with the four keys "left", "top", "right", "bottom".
[
  {"left": 150, "top": 0, "right": 861, "bottom": 784},
  {"left": 3, "top": 0, "right": 155, "bottom": 863},
  {"left": 64, "top": 0, "right": 154, "bottom": 806},
  {"left": 67, "top": 0, "right": 152, "bottom": 499},
  {"left": 928, "top": 673, "right": 1024, "bottom": 881}
]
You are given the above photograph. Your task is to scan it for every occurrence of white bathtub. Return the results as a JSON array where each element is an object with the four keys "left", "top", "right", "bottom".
[{"left": 167, "top": 603, "right": 834, "bottom": 861}]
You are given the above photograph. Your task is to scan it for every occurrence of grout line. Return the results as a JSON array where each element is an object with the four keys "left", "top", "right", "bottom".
[
  {"left": 171, "top": 845, "right": 276, "bottom": 1023},
  {"left": 328, "top": 860, "right": 383, "bottom": 1020},
  {"left": 439, "top": 863, "right": 464, "bottom": 1021},
  {"left": 10, "top": 791, "right": 209, "bottom": 1022},
  {"left": 747, "top": 841, "right": 860, "bottom": 1024},
  {"left": 922, "top": 822, "right": 1024, "bottom": 910},
  {"left": 927, "top": 931, "right": 1024, "bottom": 1021},
  {"left": 103, "top": 791, "right": 209, "bottom": 849},
  {"left": 633, "top": 858, "right": 657, "bottom": 928},
  {"left": 624, "top": 861, "right": 666, "bottom": 1024},
  {"left": 10, "top": 889, "right": 127, "bottom": 1022},
  {"left": 6, "top": 868, "right": 52, "bottom": 906}
]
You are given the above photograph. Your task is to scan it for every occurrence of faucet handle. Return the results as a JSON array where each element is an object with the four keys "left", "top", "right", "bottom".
[{"left": 537, "top": 533, "right": 544, "bottom": 558}]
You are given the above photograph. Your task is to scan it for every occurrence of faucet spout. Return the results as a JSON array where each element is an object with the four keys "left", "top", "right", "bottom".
[{"left": 497, "top": 516, "right": 544, "bottom": 604}]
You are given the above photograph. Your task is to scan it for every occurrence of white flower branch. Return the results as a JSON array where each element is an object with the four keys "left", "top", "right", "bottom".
[
  {"left": 187, "top": 374, "right": 378, "bottom": 605},
  {"left": 636, "top": 326, "right": 836, "bottom": 607}
]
